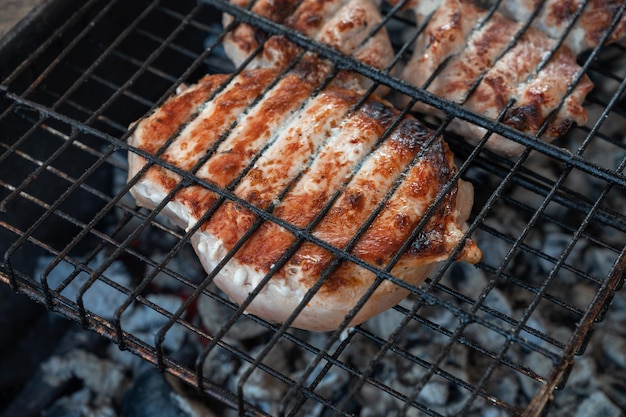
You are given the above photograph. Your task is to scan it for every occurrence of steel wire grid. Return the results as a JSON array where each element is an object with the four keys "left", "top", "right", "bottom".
[{"left": 1, "top": 0, "right": 626, "bottom": 416}]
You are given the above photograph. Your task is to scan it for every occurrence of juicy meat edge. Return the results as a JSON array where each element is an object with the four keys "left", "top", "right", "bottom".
[{"left": 126, "top": 72, "right": 481, "bottom": 331}]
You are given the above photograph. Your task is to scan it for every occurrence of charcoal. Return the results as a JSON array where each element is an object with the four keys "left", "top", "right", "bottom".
[
  {"left": 599, "top": 332, "right": 626, "bottom": 369},
  {"left": 565, "top": 356, "right": 596, "bottom": 389},
  {"left": 416, "top": 380, "right": 449, "bottom": 406},
  {"left": 42, "top": 388, "right": 117, "bottom": 417},
  {"left": 0, "top": 312, "right": 73, "bottom": 391},
  {"left": 0, "top": 326, "right": 104, "bottom": 417},
  {"left": 0, "top": 285, "right": 46, "bottom": 354},
  {"left": 574, "top": 392, "right": 622, "bottom": 417},
  {"left": 41, "top": 403, "right": 84, "bottom": 417},
  {"left": 34, "top": 253, "right": 133, "bottom": 321},
  {"left": 119, "top": 365, "right": 191, "bottom": 417}
]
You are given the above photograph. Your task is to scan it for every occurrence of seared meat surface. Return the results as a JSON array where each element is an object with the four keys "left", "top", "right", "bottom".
[
  {"left": 399, "top": 0, "right": 626, "bottom": 54},
  {"left": 491, "top": 0, "right": 626, "bottom": 55},
  {"left": 222, "top": 0, "right": 620, "bottom": 157},
  {"left": 223, "top": 0, "right": 395, "bottom": 87},
  {"left": 127, "top": 57, "right": 481, "bottom": 331},
  {"left": 394, "top": 0, "right": 594, "bottom": 156}
]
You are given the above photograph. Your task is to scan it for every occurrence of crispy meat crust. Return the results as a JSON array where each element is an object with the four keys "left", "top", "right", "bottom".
[
  {"left": 399, "top": 0, "right": 594, "bottom": 155},
  {"left": 391, "top": 0, "right": 626, "bottom": 54},
  {"left": 223, "top": 0, "right": 394, "bottom": 78},
  {"left": 127, "top": 66, "right": 481, "bottom": 331},
  {"left": 493, "top": 0, "right": 626, "bottom": 55}
]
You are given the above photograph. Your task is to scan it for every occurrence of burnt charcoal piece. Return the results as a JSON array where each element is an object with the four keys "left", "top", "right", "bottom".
[
  {"left": 40, "top": 404, "right": 83, "bottom": 417},
  {"left": 0, "top": 285, "right": 46, "bottom": 353},
  {"left": 120, "top": 365, "right": 190, "bottom": 417},
  {"left": 0, "top": 310, "right": 73, "bottom": 395},
  {"left": 0, "top": 325, "right": 104, "bottom": 417}
]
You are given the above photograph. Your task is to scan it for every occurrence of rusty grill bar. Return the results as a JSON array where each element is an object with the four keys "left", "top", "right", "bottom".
[{"left": 1, "top": 0, "right": 625, "bottom": 416}]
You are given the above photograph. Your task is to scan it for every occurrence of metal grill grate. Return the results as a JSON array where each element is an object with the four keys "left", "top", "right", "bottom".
[{"left": 1, "top": 0, "right": 625, "bottom": 416}]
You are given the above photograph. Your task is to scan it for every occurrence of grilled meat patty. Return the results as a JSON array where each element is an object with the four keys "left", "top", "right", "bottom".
[
  {"left": 223, "top": 0, "right": 395, "bottom": 90},
  {"left": 127, "top": 57, "right": 481, "bottom": 331},
  {"left": 399, "top": 0, "right": 626, "bottom": 54},
  {"left": 490, "top": 0, "right": 626, "bottom": 55},
  {"left": 395, "top": 0, "right": 594, "bottom": 156}
]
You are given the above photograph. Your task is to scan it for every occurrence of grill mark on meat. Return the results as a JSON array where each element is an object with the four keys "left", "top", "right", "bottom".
[
  {"left": 359, "top": 98, "right": 399, "bottom": 126},
  {"left": 224, "top": 0, "right": 393, "bottom": 89},
  {"left": 503, "top": 43, "right": 593, "bottom": 135},
  {"left": 128, "top": 70, "right": 481, "bottom": 329},
  {"left": 588, "top": 0, "right": 626, "bottom": 48},
  {"left": 202, "top": 85, "right": 360, "bottom": 249},
  {"left": 172, "top": 69, "right": 322, "bottom": 221},
  {"left": 222, "top": 0, "right": 301, "bottom": 66},
  {"left": 465, "top": 26, "right": 553, "bottom": 119},
  {"left": 315, "top": 0, "right": 392, "bottom": 71},
  {"left": 253, "top": 0, "right": 300, "bottom": 22},
  {"left": 551, "top": 0, "right": 578, "bottom": 21},
  {"left": 404, "top": 0, "right": 478, "bottom": 90},
  {"left": 293, "top": 131, "right": 473, "bottom": 295},
  {"left": 200, "top": 72, "right": 319, "bottom": 187},
  {"left": 503, "top": 105, "right": 540, "bottom": 131},
  {"left": 394, "top": 0, "right": 626, "bottom": 55},
  {"left": 137, "top": 74, "right": 229, "bottom": 156},
  {"left": 128, "top": 1, "right": 484, "bottom": 329},
  {"left": 160, "top": 69, "right": 279, "bottom": 171},
  {"left": 235, "top": 98, "right": 396, "bottom": 270},
  {"left": 434, "top": 14, "right": 521, "bottom": 103},
  {"left": 352, "top": 147, "right": 453, "bottom": 263},
  {"left": 291, "top": 53, "right": 334, "bottom": 84},
  {"left": 224, "top": 0, "right": 349, "bottom": 69},
  {"left": 388, "top": 118, "right": 432, "bottom": 153},
  {"left": 398, "top": 0, "right": 593, "bottom": 155},
  {"left": 291, "top": 116, "right": 439, "bottom": 286},
  {"left": 285, "top": 0, "right": 349, "bottom": 37},
  {"left": 493, "top": 0, "right": 626, "bottom": 55}
]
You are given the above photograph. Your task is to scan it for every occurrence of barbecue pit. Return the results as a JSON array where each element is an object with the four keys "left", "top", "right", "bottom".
[{"left": 1, "top": 1, "right": 625, "bottom": 416}]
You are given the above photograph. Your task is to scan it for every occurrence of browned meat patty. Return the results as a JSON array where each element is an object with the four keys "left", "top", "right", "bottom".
[
  {"left": 127, "top": 59, "right": 481, "bottom": 331},
  {"left": 397, "top": 0, "right": 626, "bottom": 54},
  {"left": 491, "top": 0, "right": 626, "bottom": 55},
  {"left": 222, "top": 0, "right": 395, "bottom": 85},
  {"left": 394, "top": 0, "right": 594, "bottom": 156}
]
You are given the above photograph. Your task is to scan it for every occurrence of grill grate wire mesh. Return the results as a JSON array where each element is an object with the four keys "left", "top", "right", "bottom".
[{"left": 1, "top": 0, "right": 626, "bottom": 416}]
